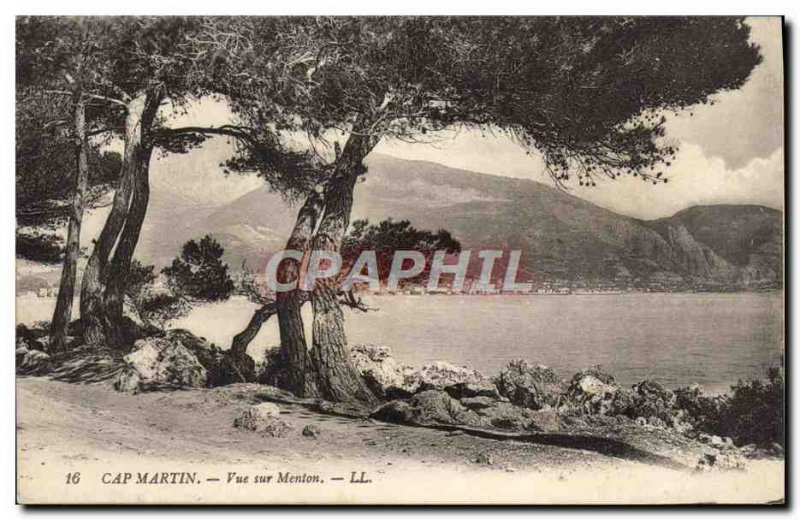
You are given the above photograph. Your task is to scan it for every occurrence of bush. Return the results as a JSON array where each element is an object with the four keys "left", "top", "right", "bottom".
[
  {"left": 163, "top": 235, "right": 234, "bottom": 301},
  {"left": 675, "top": 367, "right": 784, "bottom": 447},
  {"left": 674, "top": 384, "right": 727, "bottom": 434},
  {"left": 723, "top": 367, "right": 784, "bottom": 447},
  {"left": 256, "top": 347, "right": 289, "bottom": 389},
  {"left": 120, "top": 260, "right": 190, "bottom": 331},
  {"left": 125, "top": 260, "right": 157, "bottom": 300},
  {"left": 137, "top": 291, "right": 191, "bottom": 328}
]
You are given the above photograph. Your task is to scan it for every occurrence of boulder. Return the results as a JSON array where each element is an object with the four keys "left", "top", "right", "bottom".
[
  {"left": 166, "top": 329, "right": 254, "bottom": 385},
  {"left": 350, "top": 347, "right": 499, "bottom": 400},
  {"left": 494, "top": 360, "right": 566, "bottom": 410},
  {"left": 460, "top": 400, "right": 562, "bottom": 432},
  {"left": 350, "top": 344, "right": 420, "bottom": 399},
  {"left": 418, "top": 361, "right": 499, "bottom": 399},
  {"left": 114, "top": 337, "right": 206, "bottom": 392},
  {"left": 371, "top": 390, "right": 561, "bottom": 433},
  {"left": 16, "top": 327, "right": 45, "bottom": 352},
  {"left": 566, "top": 368, "right": 619, "bottom": 415},
  {"left": 614, "top": 380, "right": 698, "bottom": 433},
  {"left": 16, "top": 347, "right": 51, "bottom": 375},
  {"left": 471, "top": 401, "right": 547, "bottom": 431},
  {"left": 371, "top": 390, "right": 490, "bottom": 428},
  {"left": 234, "top": 403, "right": 290, "bottom": 437},
  {"left": 622, "top": 380, "right": 677, "bottom": 420}
]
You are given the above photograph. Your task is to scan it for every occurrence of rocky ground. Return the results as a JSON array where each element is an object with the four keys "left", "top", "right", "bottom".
[
  {"left": 16, "top": 377, "right": 785, "bottom": 504},
  {"left": 15, "top": 324, "right": 785, "bottom": 504}
]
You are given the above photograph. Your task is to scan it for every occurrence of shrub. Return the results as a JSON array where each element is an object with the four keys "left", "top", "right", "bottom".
[
  {"left": 163, "top": 235, "right": 234, "bottom": 301},
  {"left": 675, "top": 367, "right": 784, "bottom": 447},
  {"left": 674, "top": 384, "right": 727, "bottom": 434},
  {"left": 137, "top": 291, "right": 191, "bottom": 328},
  {"left": 257, "top": 347, "right": 289, "bottom": 389},
  {"left": 125, "top": 260, "right": 157, "bottom": 301},
  {"left": 723, "top": 367, "right": 784, "bottom": 447}
]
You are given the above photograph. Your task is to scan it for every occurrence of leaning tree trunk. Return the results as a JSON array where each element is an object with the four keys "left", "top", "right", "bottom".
[
  {"left": 224, "top": 301, "right": 277, "bottom": 384},
  {"left": 102, "top": 147, "right": 153, "bottom": 347},
  {"left": 227, "top": 190, "right": 324, "bottom": 395},
  {"left": 277, "top": 189, "right": 325, "bottom": 397},
  {"left": 231, "top": 301, "right": 277, "bottom": 357},
  {"left": 308, "top": 133, "right": 379, "bottom": 404},
  {"left": 102, "top": 93, "right": 161, "bottom": 348},
  {"left": 50, "top": 93, "right": 88, "bottom": 352},
  {"left": 79, "top": 93, "right": 148, "bottom": 345}
]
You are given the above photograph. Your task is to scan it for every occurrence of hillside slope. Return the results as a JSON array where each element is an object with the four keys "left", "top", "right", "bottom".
[{"left": 134, "top": 154, "right": 782, "bottom": 289}]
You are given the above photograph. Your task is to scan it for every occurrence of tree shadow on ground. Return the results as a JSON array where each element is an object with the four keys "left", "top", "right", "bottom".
[{"left": 256, "top": 392, "right": 690, "bottom": 471}]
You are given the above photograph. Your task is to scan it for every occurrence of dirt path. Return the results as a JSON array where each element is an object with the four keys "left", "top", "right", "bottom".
[{"left": 16, "top": 377, "right": 784, "bottom": 504}]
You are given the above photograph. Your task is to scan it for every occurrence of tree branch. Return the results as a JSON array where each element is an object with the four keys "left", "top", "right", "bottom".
[{"left": 42, "top": 90, "right": 128, "bottom": 108}]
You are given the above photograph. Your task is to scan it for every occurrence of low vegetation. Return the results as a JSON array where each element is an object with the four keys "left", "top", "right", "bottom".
[
  {"left": 16, "top": 309, "right": 784, "bottom": 453},
  {"left": 163, "top": 235, "right": 235, "bottom": 302},
  {"left": 675, "top": 368, "right": 784, "bottom": 447}
]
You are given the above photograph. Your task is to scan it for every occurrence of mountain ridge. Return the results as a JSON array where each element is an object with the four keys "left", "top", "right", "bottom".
[{"left": 134, "top": 154, "right": 782, "bottom": 290}]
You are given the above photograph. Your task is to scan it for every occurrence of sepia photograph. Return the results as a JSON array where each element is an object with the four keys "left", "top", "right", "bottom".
[{"left": 12, "top": 12, "right": 785, "bottom": 505}]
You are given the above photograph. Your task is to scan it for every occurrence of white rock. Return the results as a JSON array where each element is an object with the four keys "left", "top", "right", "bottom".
[
  {"left": 577, "top": 375, "right": 616, "bottom": 397},
  {"left": 115, "top": 337, "right": 206, "bottom": 391},
  {"left": 234, "top": 403, "right": 288, "bottom": 436}
]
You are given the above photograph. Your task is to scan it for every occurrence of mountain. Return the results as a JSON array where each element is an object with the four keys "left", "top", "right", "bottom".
[
  {"left": 645, "top": 205, "right": 783, "bottom": 286},
  {"left": 136, "top": 154, "right": 783, "bottom": 289}
]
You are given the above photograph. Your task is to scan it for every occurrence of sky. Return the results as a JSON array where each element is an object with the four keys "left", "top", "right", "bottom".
[{"left": 155, "top": 16, "right": 784, "bottom": 221}]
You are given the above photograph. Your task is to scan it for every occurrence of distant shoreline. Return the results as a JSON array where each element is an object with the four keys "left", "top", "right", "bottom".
[
  {"left": 352, "top": 289, "right": 784, "bottom": 297},
  {"left": 15, "top": 289, "right": 784, "bottom": 303}
]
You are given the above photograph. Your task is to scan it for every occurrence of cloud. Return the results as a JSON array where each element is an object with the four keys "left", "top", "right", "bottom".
[
  {"left": 376, "top": 17, "right": 784, "bottom": 220},
  {"left": 664, "top": 17, "right": 784, "bottom": 169},
  {"left": 575, "top": 143, "right": 784, "bottom": 220}
]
